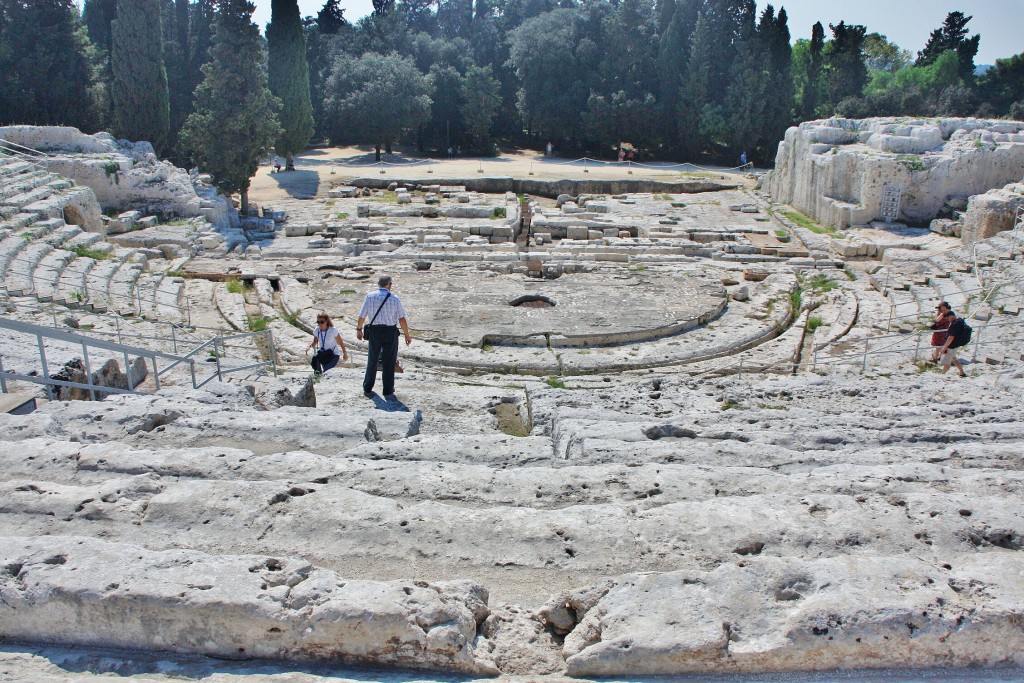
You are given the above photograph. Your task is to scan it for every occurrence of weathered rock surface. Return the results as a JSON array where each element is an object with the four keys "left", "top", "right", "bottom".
[
  {"left": 961, "top": 182, "right": 1024, "bottom": 244},
  {"left": 550, "top": 555, "right": 1024, "bottom": 676},
  {"left": 0, "top": 535, "right": 498, "bottom": 674},
  {"left": 768, "top": 117, "right": 1024, "bottom": 229},
  {"left": 0, "top": 125, "right": 232, "bottom": 229}
]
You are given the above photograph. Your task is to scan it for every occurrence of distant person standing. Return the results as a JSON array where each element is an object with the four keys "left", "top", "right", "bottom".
[
  {"left": 740, "top": 151, "right": 748, "bottom": 166},
  {"left": 356, "top": 275, "right": 412, "bottom": 400},
  {"left": 618, "top": 148, "right": 625, "bottom": 162},
  {"left": 546, "top": 140, "right": 553, "bottom": 157}
]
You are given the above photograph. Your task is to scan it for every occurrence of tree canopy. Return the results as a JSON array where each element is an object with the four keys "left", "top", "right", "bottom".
[
  {"left": 111, "top": 0, "right": 170, "bottom": 153},
  {"left": 267, "top": 0, "right": 315, "bottom": 169},
  {"left": 180, "top": 0, "right": 281, "bottom": 215},
  {"left": 2, "top": 0, "right": 1022, "bottom": 176}
]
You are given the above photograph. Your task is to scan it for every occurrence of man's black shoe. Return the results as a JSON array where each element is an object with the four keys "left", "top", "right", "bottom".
[
  {"left": 384, "top": 394, "right": 397, "bottom": 402},
  {"left": 363, "top": 390, "right": 374, "bottom": 398}
]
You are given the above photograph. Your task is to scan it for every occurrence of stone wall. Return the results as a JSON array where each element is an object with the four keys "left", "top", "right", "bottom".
[{"left": 766, "top": 117, "right": 1024, "bottom": 230}]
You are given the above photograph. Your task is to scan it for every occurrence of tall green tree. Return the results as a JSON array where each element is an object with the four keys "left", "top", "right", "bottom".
[
  {"left": 317, "top": 0, "right": 346, "bottom": 34},
  {"left": 724, "top": 2, "right": 762, "bottom": 157},
  {"left": 656, "top": 0, "right": 699, "bottom": 155},
  {"left": 111, "top": 0, "right": 170, "bottom": 153},
  {"left": 508, "top": 8, "right": 595, "bottom": 146},
  {"left": 267, "top": 0, "right": 315, "bottom": 170},
  {"left": 180, "top": 0, "right": 282, "bottom": 216},
  {"left": 799, "top": 21, "right": 824, "bottom": 120},
  {"left": 165, "top": 0, "right": 193, "bottom": 153},
  {"left": 461, "top": 64, "right": 502, "bottom": 153},
  {"left": 82, "top": 0, "right": 116, "bottom": 55},
  {"left": 322, "top": 51, "right": 432, "bottom": 160},
  {"left": 916, "top": 11, "right": 980, "bottom": 82},
  {"left": 823, "top": 21, "right": 867, "bottom": 110},
  {"left": 0, "top": 0, "right": 100, "bottom": 130}
]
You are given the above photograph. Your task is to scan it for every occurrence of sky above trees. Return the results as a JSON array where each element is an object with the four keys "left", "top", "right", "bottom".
[{"left": 248, "top": 0, "right": 1023, "bottom": 65}]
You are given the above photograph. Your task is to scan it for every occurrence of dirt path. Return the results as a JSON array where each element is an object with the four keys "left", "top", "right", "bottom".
[{"left": 248, "top": 145, "right": 756, "bottom": 204}]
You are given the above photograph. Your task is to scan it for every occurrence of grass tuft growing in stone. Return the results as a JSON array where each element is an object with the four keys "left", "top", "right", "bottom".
[
  {"left": 546, "top": 376, "right": 566, "bottom": 389},
  {"left": 247, "top": 315, "right": 271, "bottom": 332},
  {"left": 779, "top": 208, "right": 835, "bottom": 235},
  {"left": 72, "top": 246, "right": 110, "bottom": 260}
]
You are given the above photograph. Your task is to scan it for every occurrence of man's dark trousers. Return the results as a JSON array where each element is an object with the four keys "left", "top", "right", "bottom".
[{"left": 363, "top": 324, "right": 398, "bottom": 395}]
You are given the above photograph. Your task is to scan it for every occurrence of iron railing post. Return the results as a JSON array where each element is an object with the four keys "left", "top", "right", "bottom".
[
  {"left": 37, "top": 334, "right": 53, "bottom": 400},
  {"left": 82, "top": 342, "right": 96, "bottom": 402},
  {"left": 268, "top": 331, "right": 278, "bottom": 377},
  {"left": 124, "top": 351, "right": 133, "bottom": 392},
  {"left": 214, "top": 337, "right": 222, "bottom": 381}
]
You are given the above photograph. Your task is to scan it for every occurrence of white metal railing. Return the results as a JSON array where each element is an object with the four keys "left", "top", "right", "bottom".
[
  {"left": 884, "top": 280, "right": 1018, "bottom": 332},
  {"left": 0, "top": 317, "right": 277, "bottom": 399},
  {"left": 0, "top": 138, "right": 49, "bottom": 171},
  {"left": 813, "top": 317, "right": 1024, "bottom": 373}
]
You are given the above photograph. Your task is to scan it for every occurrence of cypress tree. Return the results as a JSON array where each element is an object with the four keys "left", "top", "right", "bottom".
[
  {"left": 0, "top": 0, "right": 99, "bottom": 130},
  {"left": 82, "top": 0, "right": 117, "bottom": 56},
  {"left": 317, "top": 0, "right": 346, "bottom": 34},
  {"left": 678, "top": 11, "right": 713, "bottom": 159},
  {"left": 916, "top": 11, "right": 980, "bottom": 82},
  {"left": 800, "top": 21, "right": 824, "bottom": 120},
  {"left": 166, "top": 0, "right": 193, "bottom": 152},
  {"left": 180, "top": 0, "right": 282, "bottom": 217},
  {"left": 267, "top": 0, "right": 315, "bottom": 170},
  {"left": 725, "top": 2, "right": 762, "bottom": 157},
  {"left": 111, "top": 0, "right": 170, "bottom": 153},
  {"left": 655, "top": 0, "right": 699, "bottom": 154},
  {"left": 761, "top": 6, "right": 792, "bottom": 152}
]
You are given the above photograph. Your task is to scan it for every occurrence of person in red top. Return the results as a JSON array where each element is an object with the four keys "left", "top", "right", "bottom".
[{"left": 930, "top": 301, "right": 955, "bottom": 362}]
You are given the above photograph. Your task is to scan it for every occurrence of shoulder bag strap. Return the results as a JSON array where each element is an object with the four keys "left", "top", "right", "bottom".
[{"left": 367, "top": 291, "right": 392, "bottom": 326}]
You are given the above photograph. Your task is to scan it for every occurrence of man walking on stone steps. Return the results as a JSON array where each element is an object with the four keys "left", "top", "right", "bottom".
[{"left": 356, "top": 275, "right": 412, "bottom": 401}]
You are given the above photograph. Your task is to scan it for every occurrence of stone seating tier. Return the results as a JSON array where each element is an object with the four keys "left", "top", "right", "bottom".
[{"left": 3, "top": 355, "right": 1024, "bottom": 676}]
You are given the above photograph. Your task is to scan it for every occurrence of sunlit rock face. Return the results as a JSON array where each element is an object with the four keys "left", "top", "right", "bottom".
[{"left": 767, "top": 117, "right": 1024, "bottom": 230}]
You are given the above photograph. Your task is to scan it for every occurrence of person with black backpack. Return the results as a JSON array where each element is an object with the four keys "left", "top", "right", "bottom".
[{"left": 936, "top": 312, "right": 972, "bottom": 377}]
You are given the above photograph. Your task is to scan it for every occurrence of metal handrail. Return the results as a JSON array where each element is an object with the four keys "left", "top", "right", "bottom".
[
  {"left": 0, "top": 316, "right": 196, "bottom": 399},
  {"left": 813, "top": 317, "right": 1024, "bottom": 372},
  {"left": 0, "top": 138, "right": 49, "bottom": 172},
  {"left": 0, "top": 317, "right": 278, "bottom": 399}
]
